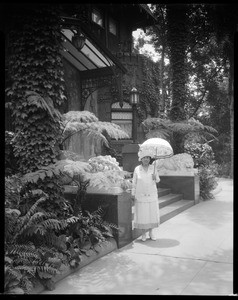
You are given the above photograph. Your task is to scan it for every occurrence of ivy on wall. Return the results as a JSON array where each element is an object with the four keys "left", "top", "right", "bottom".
[
  {"left": 138, "top": 56, "right": 161, "bottom": 121},
  {"left": 111, "top": 55, "right": 161, "bottom": 124},
  {"left": 5, "top": 4, "right": 66, "bottom": 174}
]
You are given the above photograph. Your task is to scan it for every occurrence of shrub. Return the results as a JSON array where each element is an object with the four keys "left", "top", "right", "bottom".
[
  {"left": 65, "top": 207, "right": 117, "bottom": 269},
  {"left": 216, "top": 161, "right": 231, "bottom": 178},
  {"left": 198, "top": 163, "right": 218, "bottom": 200},
  {"left": 185, "top": 142, "right": 218, "bottom": 199}
]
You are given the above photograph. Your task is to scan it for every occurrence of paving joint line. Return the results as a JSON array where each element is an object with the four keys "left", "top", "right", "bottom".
[
  {"left": 178, "top": 260, "right": 208, "bottom": 295},
  {"left": 129, "top": 251, "right": 233, "bottom": 264}
]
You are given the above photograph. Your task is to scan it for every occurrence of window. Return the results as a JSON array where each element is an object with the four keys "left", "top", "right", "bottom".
[
  {"left": 92, "top": 8, "right": 103, "bottom": 27},
  {"left": 111, "top": 102, "right": 132, "bottom": 139},
  {"left": 109, "top": 18, "right": 117, "bottom": 36}
]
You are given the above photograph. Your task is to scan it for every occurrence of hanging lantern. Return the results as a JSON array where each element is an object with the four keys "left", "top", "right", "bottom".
[
  {"left": 72, "top": 29, "right": 86, "bottom": 50},
  {"left": 130, "top": 87, "right": 139, "bottom": 105}
]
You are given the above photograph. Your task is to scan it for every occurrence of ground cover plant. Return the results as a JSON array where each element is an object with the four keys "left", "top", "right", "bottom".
[{"left": 5, "top": 173, "right": 118, "bottom": 294}]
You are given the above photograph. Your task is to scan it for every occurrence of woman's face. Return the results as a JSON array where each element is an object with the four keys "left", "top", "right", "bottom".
[{"left": 141, "top": 156, "right": 151, "bottom": 165}]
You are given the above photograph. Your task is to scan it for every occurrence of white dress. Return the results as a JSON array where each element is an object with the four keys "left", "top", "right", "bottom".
[{"left": 131, "top": 164, "right": 160, "bottom": 230}]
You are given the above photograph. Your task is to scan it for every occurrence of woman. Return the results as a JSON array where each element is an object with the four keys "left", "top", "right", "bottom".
[{"left": 131, "top": 149, "right": 160, "bottom": 241}]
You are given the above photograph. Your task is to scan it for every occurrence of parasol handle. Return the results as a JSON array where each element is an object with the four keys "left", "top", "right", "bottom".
[{"left": 153, "top": 148, "right": 157, "bottom": 176}]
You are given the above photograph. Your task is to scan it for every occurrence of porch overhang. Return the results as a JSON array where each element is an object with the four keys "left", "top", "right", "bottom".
[{"left": 60, "top": 17, "right": 127, "bottom": 78}]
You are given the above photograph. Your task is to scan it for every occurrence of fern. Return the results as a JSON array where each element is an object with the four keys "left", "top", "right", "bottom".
[
  {"left": 5, "top": 182, "right": 72, "bottom": 294},
  {"left": 62, "top": 122, "right": 109, "bottom": 146},
  {"left": 25, "top": 91, "right": 62, "bottom": 120},
  {"left": 14, "top": 196, "right": 47, "bottom": 240},
  {"left": 8, "top": 244, "right": 39, "bottom": 260},
  {"left": 62, "top": 159, "right": 91, "bottom": 178},
  {"left": 61, "top": 110, "right": 129, "bottom": 148},
  {"left": 92, "top": 121, "right": 129, "bottom": 140},
  {"left": 142, "top": 116, "right": 218, "bottom": 154},
  {"left": 63, "top": 110, "right": 99, "bottom": 123}
]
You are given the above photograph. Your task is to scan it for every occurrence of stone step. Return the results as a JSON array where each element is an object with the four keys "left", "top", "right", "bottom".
[
  {"left": 158, "top": 193, "right": 183, "bottom": 208},
  {"left": 157, "top": 188, "right": 171, "bottom": 197},
  {"left": 160, "top": 199, "right": 194, "bottom": 224}
]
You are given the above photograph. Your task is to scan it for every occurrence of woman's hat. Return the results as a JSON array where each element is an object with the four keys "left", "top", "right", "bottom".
[{"left": 138, "top": 148, "right": 154, "bottom": 161}]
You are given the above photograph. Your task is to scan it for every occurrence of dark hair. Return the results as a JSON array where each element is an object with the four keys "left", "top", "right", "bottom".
[{"left": 141, "top": 156, "right": 154, "bottom": 164}]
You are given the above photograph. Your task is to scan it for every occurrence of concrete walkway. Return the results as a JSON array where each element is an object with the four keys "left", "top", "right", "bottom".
[{"left": 41, "top": 178, "right": 234, "bottom": 295}]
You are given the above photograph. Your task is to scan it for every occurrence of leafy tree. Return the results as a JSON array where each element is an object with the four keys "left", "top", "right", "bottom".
[
  {"left": 134, "top": 4, "right": 235, "bottom": 175},
  {"left": 142, "top": 117, "right": 217, "bottom": 155},
  {"left": 205, "top": 4, "right": 237, "bottom": 178}
]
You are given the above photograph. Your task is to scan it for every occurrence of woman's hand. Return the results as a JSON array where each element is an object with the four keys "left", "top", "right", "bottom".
[{"left": 152, "top": 174, "right": 156, "bottom": 181}]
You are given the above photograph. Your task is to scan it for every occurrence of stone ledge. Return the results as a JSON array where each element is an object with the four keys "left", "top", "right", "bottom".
[
  {"left": 30, "top": 238, "right": 117, "bottom": 294},
  {"left": 158, "top": 169, "right": 198, "bottom": 176},
  {"left": 64, "top": 185, "right": 124, "bottom": 195}
]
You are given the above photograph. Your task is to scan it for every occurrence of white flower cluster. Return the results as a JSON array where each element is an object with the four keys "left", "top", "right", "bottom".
[{"left": 88, "top": 155, "right": 122, "bottom": 173}]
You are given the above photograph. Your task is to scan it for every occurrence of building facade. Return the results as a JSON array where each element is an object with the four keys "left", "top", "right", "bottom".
[{"left": 4, "top": 3, "right": 158, "bottom": 160}]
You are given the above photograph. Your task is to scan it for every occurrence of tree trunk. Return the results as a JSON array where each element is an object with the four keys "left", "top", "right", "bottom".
[
  {"left": 160, "top": 46, "right": 166, "bottom": 113},
  {"left": 167, "top": 4, "right": 188, "bottom": 122},
  {"left": 229, "top": 59, "right": 234, "bottom": 179},
  {"left": 166, "top": 4, "right": 188, "bottom": 153}
]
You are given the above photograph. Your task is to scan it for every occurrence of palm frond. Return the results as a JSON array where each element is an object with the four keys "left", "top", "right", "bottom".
[
  {"left": 93, "top": 121, "right": 129, "bottom": 140},
  {"left": 63, "top": 110, "right": 99, "bottom": 123},
  {"left": 62, "top": 124, "right": 109, "bottom": 147},
  {"left": 142, "top": 117, "right": 171, "bottom": 131},
  {"left": 62, "top": 112, "right": 129, "bottom": 141},
  {"left": 86, "top": 172, "right": 112, "bottom": 190},
  {"left": 62, "top": 159, "right": 91, "bottom": 178},
  {"left": 145, "top": 128, "right": 171, "bottom": 139},
  {"left": 142, "top": 117, "right": 218, "bottom": 140},
  {"left": 166, "top": 121, "right": 194, "bottom": 134},
  {"left": 203, "top": 124, "right": 218, "bottom": 135},
  {"left": 87, "top": 170, "right": 124, "bottom": 190},
  {"left": 25, "top": 91, "right": 62, "bottom": 120}
]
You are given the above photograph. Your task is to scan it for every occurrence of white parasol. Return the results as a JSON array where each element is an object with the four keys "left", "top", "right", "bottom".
[{"left": 138, "top": 137, "right": 173, "bottom": 174}]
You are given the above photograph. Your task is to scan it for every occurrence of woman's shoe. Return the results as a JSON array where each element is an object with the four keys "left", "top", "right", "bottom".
[
  {"left": 141, "top": 233, "right": 147, "bottom": 242},
  {"left": 149, "top": 229, "right": 156, "bottom": 241}
]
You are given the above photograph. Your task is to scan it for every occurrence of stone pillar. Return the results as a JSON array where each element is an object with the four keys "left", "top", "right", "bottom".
[{"left": 122, "top": 143, "right": 140, "bottom": 173}]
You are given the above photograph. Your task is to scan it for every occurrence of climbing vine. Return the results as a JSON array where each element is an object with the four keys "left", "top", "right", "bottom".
[
  {"left": 138, "top": 56, "right": 161, "bottom": 120},
  {"left": 5, "top": 4, "right": 66, "bottom": 174},
  {"left": 112, "top": 55, "right": 161, "bottom": 124}
]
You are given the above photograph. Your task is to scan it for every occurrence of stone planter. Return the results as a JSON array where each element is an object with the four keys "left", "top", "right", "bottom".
[
  {"left": 30, "top": 238, "right": 117, "bottom": 294},
  {"left": 63, "top": 185, "right": 133, "bottom": 249},
  {"left": 159, "top": 172, "right": 200, "bottom": 203},
  {"left": 64, "top": 185, "right": 124, "bottom": 195},
  {"left": 86, "top": 185, "right": 124, "bottom": 195}
]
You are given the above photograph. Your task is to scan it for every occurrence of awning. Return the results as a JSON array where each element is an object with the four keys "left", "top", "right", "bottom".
[{"left": 60, "top": 24, "right": 127, "bottom": 77}]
